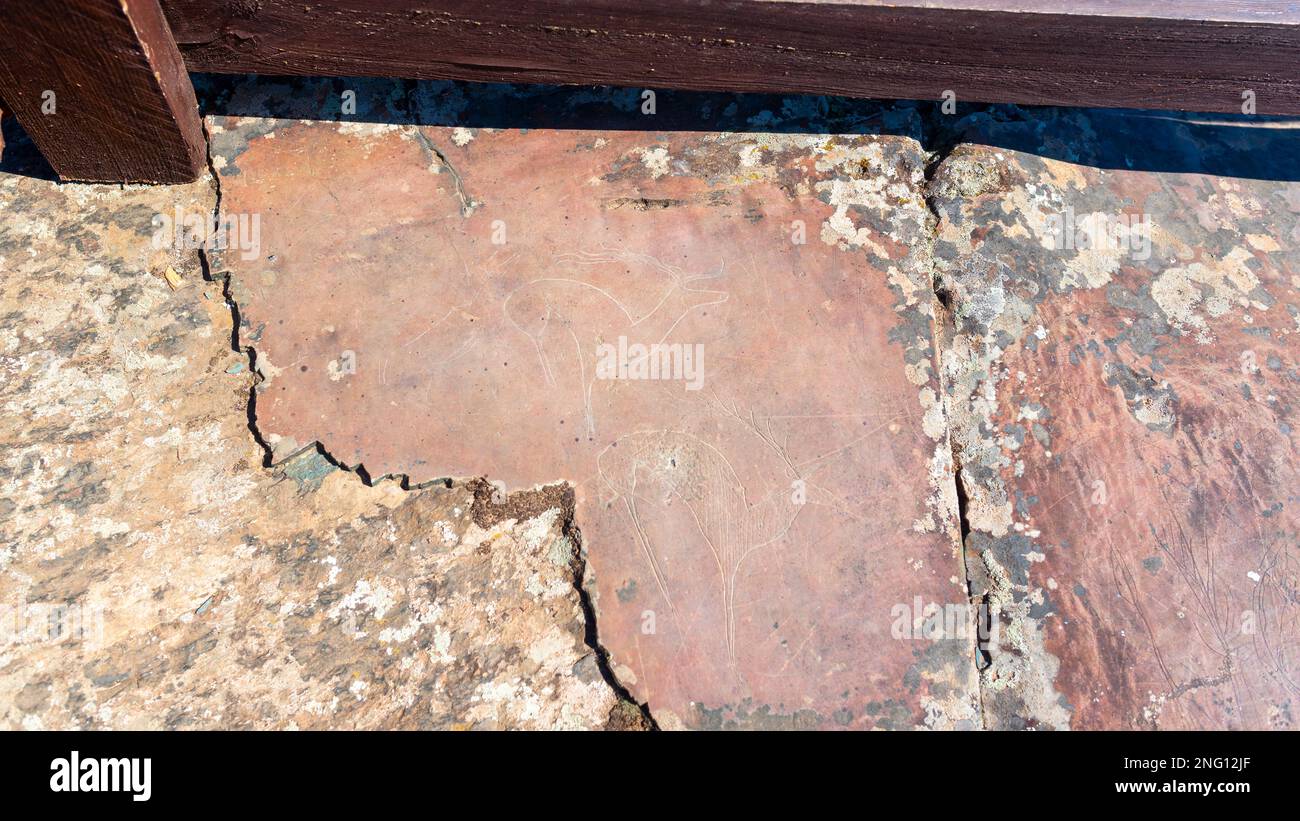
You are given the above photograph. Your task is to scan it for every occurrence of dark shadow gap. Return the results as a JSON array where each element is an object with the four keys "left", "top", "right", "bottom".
[{"left": 194, "top": 72, "right": 1300, "bottom": 181}]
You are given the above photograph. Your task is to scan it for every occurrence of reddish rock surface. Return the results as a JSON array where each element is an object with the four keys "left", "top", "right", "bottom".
[
  {"left": 210, "top": 80, "right": 978, "bottom": 729},
  {"left": 932, "top": 109, "right": 1300, "bottom": 729},
  {"left": 202, "top": 78, "right": 1299, "bottom": 730}
]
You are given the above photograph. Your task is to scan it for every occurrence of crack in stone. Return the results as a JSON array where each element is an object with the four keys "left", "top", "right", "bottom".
[
  {"left": 402, "top": 79, "right": 477, "bottom": 217},
  {"left": 919, "top": 106, "right": 989, "bottom": 728},
  {"left": 413, "top": 128, "right": 476, "bottom": 217}
]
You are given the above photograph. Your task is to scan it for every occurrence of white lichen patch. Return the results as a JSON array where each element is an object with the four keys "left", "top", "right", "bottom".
[
  {"left": 638, "top": 146, "right": 671, "bottom": 179},
  {"left": 1151, "top": 248, "right": 1266, "bottom": 343}
]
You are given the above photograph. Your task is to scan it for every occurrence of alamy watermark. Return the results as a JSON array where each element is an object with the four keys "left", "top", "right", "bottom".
[
  {"left": 1039, "top": 206, "right": 1151, "bottom": 261},
  {"left": 595, "top": 336, "right": 704, "bottom": 391},
  {"left": 891, "top": 595, "right": 986, "bottom": 642},
  {"left": 1, "top": 601, "right": 104, "bottom": 650},
  {"left": 50, "top": 751, "right": 151, "bottom": 801},
  {"left": 151, "top": 207, "right": 261, "bottom": 261}
]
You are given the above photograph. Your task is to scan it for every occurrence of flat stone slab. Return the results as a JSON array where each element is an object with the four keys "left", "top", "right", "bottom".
[
  {"left": 5, "top": 72, "right": 1297, "bottom": 730},
  {"left": 931, "top": 108, "right": 1300, "bottom": 729},
  {"left": 211, "top": 80, "right": 978, "bottom": 729}
]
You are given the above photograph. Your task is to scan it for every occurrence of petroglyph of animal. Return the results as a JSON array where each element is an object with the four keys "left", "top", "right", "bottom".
[
  {"left": 597, "top": 430, "right": 803, "bottom": 675},
  {"left": 503, "top": 248, "right": 728, "bottom": 437}
]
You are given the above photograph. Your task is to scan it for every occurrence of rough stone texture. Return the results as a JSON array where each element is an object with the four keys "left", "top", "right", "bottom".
[
  {"left": 0, "top": 125, "right": 621, "bottom": 730},
  {"left": 931, "top": 108, "right": 1300, "bottom": 729},
  {"left": 3, "top": 73, "right": 1298, "bottom": 731},
  {"left": 208, "top": 78, "right": 979, "bottom": 730}
]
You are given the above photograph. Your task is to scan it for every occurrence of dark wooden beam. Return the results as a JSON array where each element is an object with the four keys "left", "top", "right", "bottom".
[
  {"left": 0, "top": 0, "right": 206, "bottom": 183},
  {"left": 162, "top": 0, "right": 1300, "bottom": 115}
]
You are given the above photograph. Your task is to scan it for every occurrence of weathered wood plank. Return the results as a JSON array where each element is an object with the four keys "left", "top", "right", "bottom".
[
  {"left": 0, "top": 0, "right": 206, "bottom": 183},
  {"left": 162, "top": 0, "right": 1300, "bottom": 114}
]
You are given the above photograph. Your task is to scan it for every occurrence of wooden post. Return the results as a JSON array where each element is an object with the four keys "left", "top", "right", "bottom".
[{"left": 0, "top": 0, "right": 205, "bottom": 183}]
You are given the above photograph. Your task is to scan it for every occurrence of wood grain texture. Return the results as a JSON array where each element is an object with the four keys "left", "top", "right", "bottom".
[
  {"left": 161, "top": 0, "right": 1300, "bottom": 114},
  {"left": 0, "top": 0, "right": 205, "bottom": 183}
]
